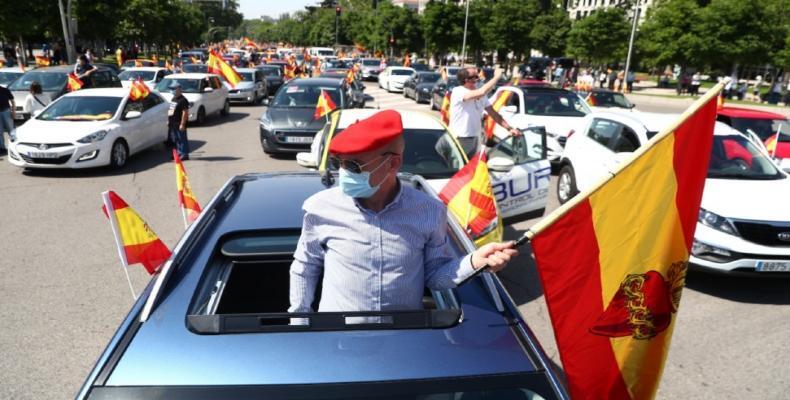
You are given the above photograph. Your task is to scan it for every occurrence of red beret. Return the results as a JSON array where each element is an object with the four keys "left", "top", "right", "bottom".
[{"left": 329, "top": 109, "right": 403, "bottom": 155}]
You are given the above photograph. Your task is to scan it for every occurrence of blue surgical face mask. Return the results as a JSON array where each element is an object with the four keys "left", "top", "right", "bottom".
[{"left": 338, "top": 156, "right": 391, "bottom": 198}]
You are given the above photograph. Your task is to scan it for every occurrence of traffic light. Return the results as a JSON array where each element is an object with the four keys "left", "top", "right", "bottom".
[{"left": 336, "top": 6, "right": 341, "bottom": 16}]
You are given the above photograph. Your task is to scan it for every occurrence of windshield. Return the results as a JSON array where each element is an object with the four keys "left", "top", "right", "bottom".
[
  {"left": 330, "top": 128, "right": 465, "bottom": 179},
  {"left": 155, "top": 78, "right": 202, "bottom": 93},
  {"left": 118, "top": 70, "right": 156, "bottom": 81},
  {"left": 419, "top": 73, "right": 440, "bottom": 83},
  {"left": 183, "top": 64, "right": 208, "bottom": 73},
  {"left": 730, "top": 117, "right": 790, "bottom": 142},
  {"left": 318, "top": 50, "right": 334, "bottom": 56},
  {"left": 240, "top": 72, "right": 255, "bottom": 81},
  {"left": 259, "top": 67, "right": 281, "bottom": 77},
  {"left": 523, "top": 92, "right": 590, "bottom": 117},
  {"left": 37, "top": 96, "right": 120, "bottom": 121},
  {"left": 592, "top": 92, "right": 632, "bottom": 108},
  {"left": 271, "top": 84, "right": 342, "bottom": 108},
  {"left": 391, "top": 69, "right": 413, "bottom": 76},
  {"left": 708, "top": 134, "right": 783, "bottom": 180},
  {"left": 0, "top": 72, "right": 22, "bottom": 86},
  {"left": 362, "top": 60, "right": 379, "bottom": 66},
  {"left": 8, "top": 71, "right": 67, "bottom": 91}
]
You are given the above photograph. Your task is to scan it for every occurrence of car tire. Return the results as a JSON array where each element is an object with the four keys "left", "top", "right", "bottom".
[
  {"left": 196, "top": 106, "right": 206, "bottom": 125},
  {"left": 109, "top": 139, "right": 129, "bottom": 169},
  {"left": 557, "top": 164, "right": 579, "bottom": 205},
  {"left": 221, "top": 100, "right": 230, "bottom": 116}
]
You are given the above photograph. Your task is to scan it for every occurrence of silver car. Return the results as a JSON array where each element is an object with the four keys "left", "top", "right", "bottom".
[{"left": 227, "top": 68, "right": 268, "bottom": 105}]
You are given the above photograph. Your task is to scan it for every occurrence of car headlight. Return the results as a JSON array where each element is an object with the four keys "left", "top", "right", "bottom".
[
  {"left": 698, "top": 208, "right": 739, "bottom": 236},
  {"left": 76, "top": 129, "right": 109, "bottom": 144},
  {"left": 260, "top": 113, "right": 273, "bottom": 129}
]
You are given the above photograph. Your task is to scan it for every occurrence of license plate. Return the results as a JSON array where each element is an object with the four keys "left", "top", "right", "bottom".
[
  {"left": 14, "top": 113, "right": 25, "bottom": 120},
  {"left": 756, "top": 261, "right": 790, "bottom": 272},
  {"left": 284, "top": 136, "right": 313, "bottom": 144},
  {"left": 26, "top": 151, "right": 59, "bottom": 158}
]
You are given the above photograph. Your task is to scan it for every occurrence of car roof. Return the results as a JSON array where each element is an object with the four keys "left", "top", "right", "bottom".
[
  {"left": 119, "top": 67, "right": 166, "bottom": 72},
  {"left": 284, "top": 77, "right": 344, "bottom": 87},
  {"left": 588, "top": 110, "right": 678, "bottom": 133},
  {"left": 61, "top": 88, "right": 135, "bottom": 98},
  {"left": 387, "top": 66, "right": 415, "bottom": 71},
  {"left": 718, "top": 106, "right": 787, "bottom": 120},
  {"left": 164, "top": 73, "right": 219, "bottom": 79},
  {"left": 0, "top": 67, "right": 27, "bottom": 73},
  {"left": 336, "top": 109, "right": 442, "bottom": 130},
  {"left": 714, "top": 120, "right": 746, "bottom": 136},
  {"left": 105, "top": 172, "right": 540, "bottom": 386},
  {"left": 234, "top": 68, "right": 258, "bottom": 73},
  {"left": 21, "top": 65, "right": 101, "bottom": 73}
]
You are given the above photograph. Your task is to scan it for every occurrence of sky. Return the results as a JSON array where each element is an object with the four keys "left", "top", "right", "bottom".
[{"left": 238, "top": 0, "right": 317, "bottom": 20}]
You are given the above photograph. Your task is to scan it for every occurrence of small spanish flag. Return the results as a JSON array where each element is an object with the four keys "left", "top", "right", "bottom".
[
  {"left": 440, "top": 92, "right": 451, "bottom": 125},
  {"left": 243, "top": 37, "right": 259, "bottom": 50},
  {"left": 207, "top": 50, "right": 242, "bottom": 87},
  {"left": 346, "top": 69, "right": 355, "bottom": 85},
  {"left": 173, "top": 150, "right": 202, "bottom": 227},
  {"left": 101, "top": 191, "right": 172, "bottom": 275},
  {"left": 484, "top": 90, "right": 513, "bottom": 141},
  {"left": 67, "top": 73, "right": 83, "bottom": 91},
  {"left": 528, "top": 84, "right": 721, "bottom": 400},
  {"left": 35, "top": 55, "right": 50, "bottom": 67},
  {"left": 438, "top": 151, "right": 498, "bottom": 235},
  {"left": 587, "top": 93, "right": 598, "bottom": 107},
  {"left": 129, "top": 78, "right": 150, "bottom": 101},
  {"left": 314, "top": 89, "right": 337, "bottom": 120},
  {"left": 284, "top": 64, "right": 296, "bottom": 80}
]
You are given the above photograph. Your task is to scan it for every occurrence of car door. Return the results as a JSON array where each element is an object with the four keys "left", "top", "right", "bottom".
[
  {"left": 487, "top": 127, "right": 551, "bottom": 220},
  {"left": 141, "top": 94, "right": 168, "bottom": 147},
  {"left": 208, "top": 76, "right": 223, "bottom": 113},
  {"left": 255, "top": 70, "right": 266, "bottom": 98},
  {"left": 119, "top": 98, "right": 146, "bottom": 153},
  {"left": 575, "top": 118, "right": 623, "bottom": 192}
]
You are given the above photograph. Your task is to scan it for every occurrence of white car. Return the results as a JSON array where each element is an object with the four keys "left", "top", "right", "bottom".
[
  {"left": 7, "top": 88, "right": 168, "bottom": 169},
  {"left": 0, "top": 67, "right": 26, "bottom": 87},
  {"left": 557, "top": 112, "right": 790, "bottom": 274},
  {"left": 117, "top": 67, "right": 171, "bottom": 89},
  {"left": 490, "top": 85, "right": 591, "bottom": 165},
  {"left": 154, "top": 73, "right": 230, "bottom": 125},
  {"left": 378, "top": 67, "right": 416, "bottom": 92},
  {"left": 226, "top": 68, "right": 267, "bottom": 104},
  {"left": 296, "top": 109, "right": 552, "bottom": 222}
]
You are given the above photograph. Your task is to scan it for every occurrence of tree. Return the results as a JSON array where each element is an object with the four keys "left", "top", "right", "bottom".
[
  {"left": 529, "top": 7, "right": 572, "bottom": 57},
  {"left": 566, "top": 7, "right": 631, "bottom": 65},
  {"left": 421, "top": 1, "right": 464, "bottom": 61},
  {"left": 637, "top": 0, "right": 705, "bottom": 71},
  {"left": 478, "top": 0, "right": 541, "bottom": 64}
]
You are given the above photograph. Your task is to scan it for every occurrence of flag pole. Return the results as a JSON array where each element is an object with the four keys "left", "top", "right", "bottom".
[
  {"left": 101, "top": 191, "right": 138, "bottom": 300},
  {"left": 515, "top": 80, "right": 728, "bottom": 246}
]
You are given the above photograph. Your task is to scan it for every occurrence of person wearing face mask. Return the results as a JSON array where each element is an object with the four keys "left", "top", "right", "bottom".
[
  {"left": 449, "top": 67, "right": 521, "bottom": 157},
  {"left": 289, "top": 110, "right": 518, "bottom": 315}
]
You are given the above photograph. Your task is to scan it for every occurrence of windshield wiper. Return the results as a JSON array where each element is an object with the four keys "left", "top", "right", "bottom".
[{"left": 708, "top": 173, "right": 782, "bottom": 180}]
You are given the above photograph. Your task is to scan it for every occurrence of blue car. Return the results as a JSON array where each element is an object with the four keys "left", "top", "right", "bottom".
[{"left": 76, "top": 172, "right": 569, "bottom": 399}]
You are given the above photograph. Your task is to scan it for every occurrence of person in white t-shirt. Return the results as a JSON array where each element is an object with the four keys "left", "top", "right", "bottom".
[
  {"left": 448, "top": 67, "right": 521, "bottom": 157},
  {"left": 23, "top": 81, "right": 51, "bottom": 115}
]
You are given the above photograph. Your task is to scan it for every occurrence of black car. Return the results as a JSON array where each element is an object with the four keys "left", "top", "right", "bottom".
[
  {"left": 403, "top": 71, "right": 441, "bottom": 104},
  {"left": 259, "top": 78, "right": 351, "bottom": 154},
  {"left": 430, "top": 76, "right": 459, "bottom": 110},
  {"left": 410, "top": 63, "right": 429, "bottom": 72},
  {"left": 256, "top": 64, "right": 285, "bottom": 95},
  {"left": 319, "top": 70, "right": 366, "bottom": 108},
  {"left": 8, "top": 65, "right": 122, "bottom": 122}
]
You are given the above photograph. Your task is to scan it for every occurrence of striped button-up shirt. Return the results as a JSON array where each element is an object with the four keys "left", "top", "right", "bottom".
[{"left": 289, "top": 184, "right": 475, "bottom": 313}]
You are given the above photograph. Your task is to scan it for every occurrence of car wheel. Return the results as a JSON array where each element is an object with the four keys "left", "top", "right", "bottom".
[
  {"left": 196, "top": 106, "right": 206, "bottom": 125},
  {"left": 557, "top": 165, "right": 579, "bottom": 205},
  {"left": 109, "top": 139, "right": 129, "bottom": 169},
  {"left": 221, "top": 100, "right": 230, "bottom": 116}
]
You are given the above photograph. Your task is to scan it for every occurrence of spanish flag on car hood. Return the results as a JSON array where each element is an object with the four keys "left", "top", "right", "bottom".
[
  {"left": 102, "top": 191, "right": 171, "bottom": 275},
  {"left": 527, "top": 84, "right": 721, "bottom": 399}
]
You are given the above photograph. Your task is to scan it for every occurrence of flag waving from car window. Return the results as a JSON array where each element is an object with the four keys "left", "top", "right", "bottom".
[
  {"left": 526, "top": 84, "right": 721, "bottom": 400},
  {"left": 314, "top": 89, "right": 337, "bottom": 120},
  {"left": 207, "top": 50, "right": 242, "bottom": 88},
  {"left": 67, "top": 73, "right": 83, "bottom": 91},
  {"left": 129, "top": 78, "right": 150, "bottom": 101},
  {"left": 438, "top": 151, "right": 498, "bottom": 235}
]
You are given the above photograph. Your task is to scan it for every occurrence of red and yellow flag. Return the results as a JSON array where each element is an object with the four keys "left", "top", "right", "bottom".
[
  {"left": 440, "top": 92, "right": 451, "bottom": 125},
  {"left": 528, "top": 89, "right": 720, "bottom": 399},
  {"left": 243, "top": 37, "right": 259, "bottom": 50},
  {"left": 438, "top": 151, "right": 498, "bottom": 235},
  {"left": 172, "top": 150, "right": 202, "bottom": 226},
  {"left": 314, "top": 89, "right": 337, "bottom": 120},
  {"left": 483, "top": 90, "right": 513, "bottom": 140},
  {"left": 35, "top": 55, "right": 50, "bottom": 67},
  {"left": 129, "top": 78, "right": 150, "bottom": 101},
  {"left": 101, "top": 191, "right": 172, "bottom": 275},
  {"left": 346, "top": 69, "right": 356, "bottom": 85},
  {"left": 207, "top": 50, "right": 242, "bottom": 87},
  {"left": 587, "top": 93, "right": 598, "bottom": 106},
  {"left": 284, "top": 64, "right": 296, "bottom": 80},
  {"left": 67, "top": 73, "right": 83, "bottom": 91}
]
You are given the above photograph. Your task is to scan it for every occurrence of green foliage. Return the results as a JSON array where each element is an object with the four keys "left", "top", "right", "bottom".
[
  {"left": 567, "top": 7, "right": 631, "bottom": 65},
  {"left": 637, "top": 0, "right": 705, "bottom": 69},
  {"left": 477, "top": 0, "right": 541, "bottom": 61},
  {"left": 421, "top": 1, "right": 464, "bottom": 57},
  {"left": 529, "top": 7, "right": 572, "bottom": 57}
]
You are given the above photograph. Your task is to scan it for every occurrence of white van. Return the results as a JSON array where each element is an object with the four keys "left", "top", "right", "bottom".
[{"left": 309, "top": 47, "right": 335, "bottom": 59}]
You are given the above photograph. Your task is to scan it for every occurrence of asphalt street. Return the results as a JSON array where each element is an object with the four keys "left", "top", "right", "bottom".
[{"left": 0, "top": 81, "right": 788, "bottom": 399}]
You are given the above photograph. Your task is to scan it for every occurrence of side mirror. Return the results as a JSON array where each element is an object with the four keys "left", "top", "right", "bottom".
[
  {"left": 203, "top": 87, "right": 214, "bottom": 93},
  {"left": 124, "top": 110, "right": 142, "bottom": 120},
  {"left": 296, "top": 152, "right": 317, "bottom": 169},
  {"left": 487, "top": 156, "right": 515, "bottom": 172}
]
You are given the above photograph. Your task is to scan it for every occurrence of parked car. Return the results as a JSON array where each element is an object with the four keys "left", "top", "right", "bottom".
[
  {"left": 7, "top": 88, "right": 168, "bottom": 169},
  {"left": 296, "top": 108, "right": 551, "bottom": 244},
  {"left": 259, "top": 77, "right": 352, "bottom": 154},
  {"left": 403, "top": 71, "right": 441, "bottom": 103},
  {"left": 717, "top": 106, "right": 790, "bottom": 172},
  {"left": 489, "top": 85, "right": 592, "bottom": 166},
  {"left": 430, "top": 76, "right": 459, "bottom": 111},
  {"left": 227, "top": 68, "right": 268, "bottom": 104},
  {"left": 117, "top": 67, "right": 171, "bottom": 88},
  {"left": 378, "top": 66, "right": 416, "bottom": 92},
  {"left": 8, "top": 65, "right": 122, "bottom": 122},
  {"left": 154, "top": 73, "right": 230, "bottom": 125},
  {"left": 76, "top": 171, "right": 568, "bottom": 400},
  {"left": 0, "top": 67, "right": 26, "bottom": 87},
  {"left": 584, "top": 88, "right": 637, "bottom": 111},
  {"left": 255, "top": 64, "right": 285, "bottom": 95},
  {"left": 359, "top": 58, "right": 383, "bottom": 80}
]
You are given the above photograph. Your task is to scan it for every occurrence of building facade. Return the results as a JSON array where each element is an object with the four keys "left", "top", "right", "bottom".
[{"left": 565, "top": 0, "right": 653, "bottom": 23}]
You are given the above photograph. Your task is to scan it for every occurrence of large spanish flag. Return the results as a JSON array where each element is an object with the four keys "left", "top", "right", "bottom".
[
  {"left": 172, "top": 150, "right": 202, "bottom": 226},
  {"left": 527, "top": 85, "right": 721, "bottom": 399},
  {"left": 438, "top": 151, "right": 498, "bottom": 235},
  {"left": 101, "top": 191, "right": 171, "bottom": 275},
  {"left": 484, "top": 90, "right": 513, "bottom": 140},
  {"left": 207, "top": 50, "right": 242, "bottom": 87},
  {"left": 314, "top": 89, "right": 337, "bottom": 120}
]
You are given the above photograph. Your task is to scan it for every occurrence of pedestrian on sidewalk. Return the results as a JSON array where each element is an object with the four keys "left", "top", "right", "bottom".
[
  {"left": 168, "top": 82, "right": 190, "bottom": 160},
  {"left": 752, "top": 75, "right": 763, "bottom": 102},
  {"left": 690, "top": 72, "right": 701, "bottom": 96}
]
